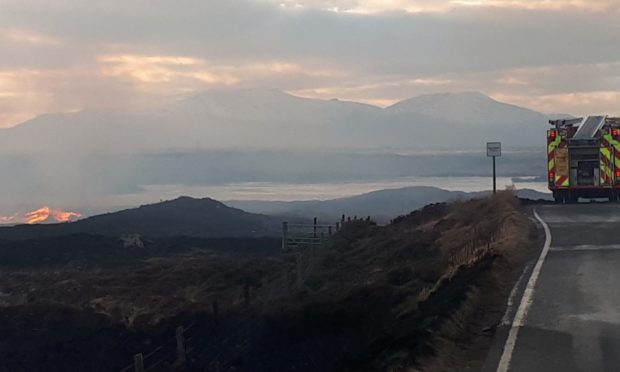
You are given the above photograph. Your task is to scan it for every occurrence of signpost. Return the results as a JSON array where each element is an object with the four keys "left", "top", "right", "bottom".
[{"left": 487, "top": 142, "right": 501, "bottom": 194}]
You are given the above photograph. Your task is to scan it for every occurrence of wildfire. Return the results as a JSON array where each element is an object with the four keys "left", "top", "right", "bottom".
[
  {"left": 0, "top": 207, "right": 82, "bottom": 225},
  {"left": 0, "top": 214, "right": 17, "bottom": 224},
  {"left": 25, "top": 207, "right": 82, "bottom": 224}
]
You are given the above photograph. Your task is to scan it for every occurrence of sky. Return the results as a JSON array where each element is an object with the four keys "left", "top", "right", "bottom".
[{"left": 1, "top": 0, "right": 620, "bottom": 128}]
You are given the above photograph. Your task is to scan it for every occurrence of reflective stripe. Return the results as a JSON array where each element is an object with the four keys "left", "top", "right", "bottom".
[
  {"left": 601, "top": 134, "right": 615, "bottom": 185},
  {"left": 548, "top": 133, "right": 564, "bottom": 187},
  {"left": 606, "top": 134, "right": 620, "bottom": 174},
  {"left": 555, "top": 175, "right": 569, "bottom": 187}
]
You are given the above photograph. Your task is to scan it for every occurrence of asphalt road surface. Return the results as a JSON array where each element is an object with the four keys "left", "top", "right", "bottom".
[{"left": 484, "top": 203, "right": 620, "bottom": 372}]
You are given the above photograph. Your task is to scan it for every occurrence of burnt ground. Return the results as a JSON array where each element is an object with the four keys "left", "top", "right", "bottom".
[{"left": 0, "top": 192, "right": 538, "bottom": 372}]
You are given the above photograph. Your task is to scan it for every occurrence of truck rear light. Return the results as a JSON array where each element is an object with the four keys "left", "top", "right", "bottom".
[
  {"left": 549, "top": 130, "right": 557, "bottom": 139},
  {"left": 616, "top": 170, "right": 620, "bottom": 178},
  {"left": 613, "top": 129, "right": 619, "bottom": 136},
  {"left": 549, "top": 171, "right": 555, "bottom": 182}
]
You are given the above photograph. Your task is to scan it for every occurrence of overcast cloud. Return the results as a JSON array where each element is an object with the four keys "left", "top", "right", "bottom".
[{"left": 1, "top": 0, "right": 620, "bottom": 127}]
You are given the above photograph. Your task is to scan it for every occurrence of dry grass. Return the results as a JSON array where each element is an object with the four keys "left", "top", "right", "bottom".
[
  {"left": 412, "top": 191, "right": 536, "bottom": 372},
  {"left": 0, "top": 191, "right": 537, "bottom": 371}
]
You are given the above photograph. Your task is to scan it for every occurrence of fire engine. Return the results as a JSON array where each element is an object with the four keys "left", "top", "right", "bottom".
[{"left": 548, "top": 116, "right": 620, "bottom": 203}]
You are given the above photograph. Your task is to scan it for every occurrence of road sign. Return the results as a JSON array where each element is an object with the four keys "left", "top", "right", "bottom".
[
  {"left": 487, "top": 142, "right": 501, "bottom": 194},
  {"left": 487, "top": 142, "right": 502, "bottom": 157}
]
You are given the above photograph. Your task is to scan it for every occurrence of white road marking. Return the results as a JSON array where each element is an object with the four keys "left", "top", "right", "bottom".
[
  {"left": 500, "top": 262, "right": 532, "bottom": 326},
  {"left": 550, "top": 244, "right": 620, "bottom": 252},
  {"left": 496, "top": 209, "right": 552, "bottom": 372}
]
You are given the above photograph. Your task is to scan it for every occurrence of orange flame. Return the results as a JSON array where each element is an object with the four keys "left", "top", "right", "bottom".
[
  {"left": 25, "top": 207, "right": 82, "bottom": 224},
  {"left": 0, "top": 214, "right": 18, "bottom": 224},
  {"left": 0, "top": 207, "right": 82, "bottom": 225}
]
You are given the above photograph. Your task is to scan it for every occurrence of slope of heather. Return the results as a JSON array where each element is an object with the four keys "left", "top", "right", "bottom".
[
  {"left": 0, "top": 196, "right": 280, "bottom": 239},
  {"left": 0, "top": 192, "right": 538, "bottom": 371}
]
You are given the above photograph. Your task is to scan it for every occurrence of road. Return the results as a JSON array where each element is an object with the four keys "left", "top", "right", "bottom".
[{"left": 484, "top": 204, "right": 620, "bottom": 372}]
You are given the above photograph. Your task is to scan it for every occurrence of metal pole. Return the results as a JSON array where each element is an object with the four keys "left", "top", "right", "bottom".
[{"left": 493, "top": 156, "right": 497, "bottom": 194}]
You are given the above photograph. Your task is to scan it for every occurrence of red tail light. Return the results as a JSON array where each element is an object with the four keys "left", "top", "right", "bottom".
[
  {"left": 613, "top": 129, "right": 620, "bottom": 137},
  {"left": 549, "top": 171, "right": 555, "bottom": 182},
  {"left": 549, "top": 130, "right": 557, "bottom": 139},
  {"left": 615, "top": 170, "right": 620, "bottom": 178}
]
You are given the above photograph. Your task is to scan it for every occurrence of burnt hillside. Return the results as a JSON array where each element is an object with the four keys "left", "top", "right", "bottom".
[
  {"left": 0, "top": 197, "right": 281, "bottom": 240},
  {"left": 0, "top": 192, "right": 536, "bottom": 371}
]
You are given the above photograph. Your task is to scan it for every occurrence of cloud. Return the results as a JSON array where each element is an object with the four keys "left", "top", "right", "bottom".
[
  {"left": 0, "top": 28, "right": 62, "bottom": 46},
  {"left": 268, "top": 0, "right": 616, "bottom": 12},
  {"left": 0, "top": 0, "right": 619, "bottom": 127},
  {"left": 495, "top": 91, "right": 620, "bottom": 116}
]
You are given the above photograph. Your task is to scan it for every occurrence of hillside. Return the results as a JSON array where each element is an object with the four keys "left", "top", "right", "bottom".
[
  {"left": 228, "top": 186, "right": 552, "bottom": 221},
  {"left": 0, "top": 197, "right": 280, "bottom": 239},
  {"left": 0, "top": 193, "right": 538, "bottom": 371}
]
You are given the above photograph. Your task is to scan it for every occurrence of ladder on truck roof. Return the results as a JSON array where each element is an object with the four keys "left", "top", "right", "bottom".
[{"left": 573, "top": 116, "right": 607, "bottom": 140}]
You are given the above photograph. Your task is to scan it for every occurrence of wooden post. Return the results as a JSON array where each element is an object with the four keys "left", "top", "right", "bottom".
[
  {"left": 282, "top": 221, "right": 288, "bottom": 250},
  {"left": 176, "top": 326, "right": 186, "bottom": 364},
  {"left": 133, "top": 353, "right": 144, "bottom": 372},
  {"left": 313, "top": 217, "right": 317, "bottom": 239},
  {"left": 212, "top": 300, "right": 219, "bottom": 326}
]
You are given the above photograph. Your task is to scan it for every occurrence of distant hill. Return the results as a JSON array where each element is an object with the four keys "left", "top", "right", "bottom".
[
  {"left": 228, "top": 186, "right": 552, "bottom": 222},
  {"left": 387, "top": 92, "right": 548, "bottom": 126},
  {"left": 0, "top": 197, "right": 280, "bottom": 240}
]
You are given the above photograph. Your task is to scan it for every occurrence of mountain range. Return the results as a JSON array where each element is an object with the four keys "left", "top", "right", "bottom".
[
  {"left": 0, "top": 89, "right": 558, "bottom": 215},
  {"left": 0, "top": 89, "right": 562, "bottom": 155}
]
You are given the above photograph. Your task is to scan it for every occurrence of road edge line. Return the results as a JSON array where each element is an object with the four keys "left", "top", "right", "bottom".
[
  {"left": 499, "top": 261, "right": 532, "bottom": 326},
  {"left": 495, "top": 208, "right": 552, "bottom": 372}
]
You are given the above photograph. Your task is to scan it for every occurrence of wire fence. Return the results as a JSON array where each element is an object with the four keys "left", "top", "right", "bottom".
[
  {"left": 118, "top": 310, "right": 278, "bottom": 372},
  {"left": 118, "top": 215, "right": 369, "bottom": 372}
]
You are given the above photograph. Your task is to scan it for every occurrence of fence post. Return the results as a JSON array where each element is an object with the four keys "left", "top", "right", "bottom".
[
  {"left": 133, "top": 353, "right": 144, "bottom": 372},
  {"left": 176, "top": 326, "right": 186, "bottom": 365},
  {"left": 282, "top": 221, "right": 288, "bottom": 250},
  {"left": 313, "top": 217, "right": 317, "bottom": 240},
  {"left": 213, "top": 300, "right": 219, "bottom": 326}
]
